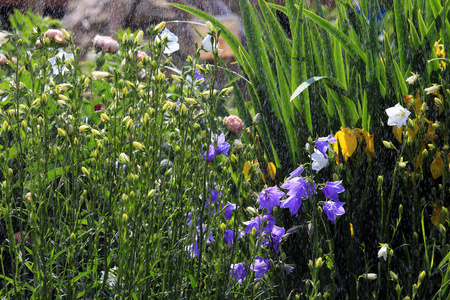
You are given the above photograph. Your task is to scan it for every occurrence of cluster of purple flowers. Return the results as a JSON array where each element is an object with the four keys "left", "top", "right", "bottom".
[
  {"left": 188, "top": 135, "right": 346, "bottom": 285},
  {"left": 257, "top": 136, "right": 346, "bottom": 222}
]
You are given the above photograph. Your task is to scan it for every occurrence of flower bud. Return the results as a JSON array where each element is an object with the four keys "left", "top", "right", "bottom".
[
  {"left": 57, "top": 128, "right": 67, "bottom": 138},
  {"left": 253, "top": 113, "right": 261, "bottom": 125},
  {"left": 126, "top": 119, "right": 133, "bottom": 131},
  {"left": 171, "top": 74, "right": 182, "bottom": 82},
  {"left": 133, "top": 141, "right": 145, "bottom": 151},
  {"left": 92, "top": 71, "right": 110, "bottom": 79},
  {"left": 143, "top": 113, "right": 150, "bottom": 126},
  {"left": 219, "top": 223, "right": 226, "bottom": 232},
  {"left": 122, "top": 213, "right": 129, "bottom": 224},
  {"left": 84, "top": 77, "right": 90, "bottom": 88},
  {"left": 91, "top": 129, "right": 100, "bottom": 136},
  {"left": 81, "top": 166, "right": 89, "bottom": 177},
  {"left": 101, "top": 113, "right": 110, "bottom": 123},
  {"left": 224, "top": 115, "right": 244, "bottom": 135},
  {"left": 119, "top": 153, "right": 130, "bottom": 165},
  {"left": 135, "top": 30, "right": 144, "bottom": 44},
  {"left": 70, "top": 232, "right": 76, "bottom": 244},
  {"left": 233, "top": 139, "right": 243, "bottom": 150},
  {"left": 185, "top": 98, "right": 197, "bottom": 105},
  {"left": 315, "top": 257, "right": 323, "bottom": 268},
  {"left": 418, "top": 271, "right": 426, "bottom": 284},
  {"left": 206, "top": 21, "right": 214, "bottom": 32},
  {"left": 2, "top": 120, "right": 8, "bottom": 132},
  {"left": 390, "top": 271, "right": 398, "bottom": 281},
  {"left": 383, "top": 140, "right": 393, "bottom": 149},
  {"left": 361, "top": 273, "right": 377, "bottom": 280},
  {"left": 42, "top": 92, "right": 48, "bottom": 105},
  {"left": 154, "top": 21, "right": 166, "bottom": 34}
]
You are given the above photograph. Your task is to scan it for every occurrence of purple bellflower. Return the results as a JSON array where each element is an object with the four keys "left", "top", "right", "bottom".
[
  {"left": 322, "top": 180, "right": 345, "bottom": 201},
  {"left": 224, "top": 202, "right": 237, "bottom": 220},
  {"left": 194, "top": 68, "right": 205, "bottom": 81},
  {"left": 280, "top": 177, "right": 307, "bottom": 216},
  {"left": 284, "top": 264, "right": 295, "bottom": 274},
  {"left": 258, "top": 186, "right": 285, "bottom": 213},
  {"left": 224, "top": 229, "right": 234, "bottom": 246},
  {"left": 185, "top": 225, "right": 215, "bottom": 259},
  {"left": 316, "top": 134, "right": 337, "bottom": 157},
  {"left": 251, "top": 257, "right": 271, "bottom": 280},
  {"left": 269, "top": 225, "right": 285, "bottom": 253},
  {"left": 243, "top": 213, "right": 276, "bottom": 236},
  {"left": 289, "top": 165, "right": 304, "bottom": 177},
  {"left": 230, "top": 263, "right": 247, "bottom": 285},
  {"left": 323, "top": 201, "right": 346, "bottom": 222},
  {"left": 201, "top": 133, "right": 231, "bottom": 162}
]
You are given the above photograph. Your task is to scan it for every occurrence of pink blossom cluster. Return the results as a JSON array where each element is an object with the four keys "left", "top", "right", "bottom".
[
  {"left": 43, "top": 29, "right": 68, "bottom": 45},
  {"left": 224, "top": 115, "right": 244, "bottom": 135},
  {"left": 128, "top": 50, "right": 148, "bottom": 61},
  {"left": 93, "top": 35, "right": 120, "bottom": 53}
]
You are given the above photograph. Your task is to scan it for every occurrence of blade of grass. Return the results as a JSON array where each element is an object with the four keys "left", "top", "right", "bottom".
[{"left": 303, "top": 9, "right": 367, "bottom": 64}]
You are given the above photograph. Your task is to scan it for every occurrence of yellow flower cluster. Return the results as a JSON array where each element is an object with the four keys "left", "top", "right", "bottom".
[
  {"left": 243, "top": 161, "right": 276, "bottom": 184},
  {"left": 397, "top": 92, "right": 447, "bottom": 180},
  {"left": 434, "top": 39, "right": 446, "bottom": 68},
  {"left": 333, "top": 127, "right": 374, "bottom": 163}
]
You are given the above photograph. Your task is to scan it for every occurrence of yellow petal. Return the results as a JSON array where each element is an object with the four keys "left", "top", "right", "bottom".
[
  {"left": 362, "top": 130, "right": 375, "bottom": 158},
  {"left": 430, "top": 152, "right": 444, "bottom": 179},
  {"left": 267, "top": 162, "right": 276, "bottom": 180},
  {"left": 431, "top": 202, "right": 448, "bottom": 229},
  {"left": 431, "top": 204, "right": 441, "bottom": 228},
  {"left": 336, "top": 130, "right": 349, "bottom": 162},
  {"left": 393, "top": 125, "right": 403, "bottom": 143},
  {"left": 341, "top": 128, "right": 357, "bottom": 161},
  {"left": 243, "top": 161, "right": 251, "bottom": 181}
]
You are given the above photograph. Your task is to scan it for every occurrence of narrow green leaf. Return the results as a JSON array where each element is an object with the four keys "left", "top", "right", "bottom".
[
  {"left": 394, "top": 0, "right": 409, "bottom": 71},
  {"left": 408, "top": 19, "right": 421, "bottom": 52},
  {"left": 258, "top": 0, "right": 291, "bottom": 78},
  {"left": 276, "top": 56, "right": 297, "bottom": 162},
  {"left": 188, "top": 274, "right": 196, "bottom": 289},
  {"left": 266, "top": 3, "right": 288, "bottom": 15},
  {"left": 417, "top": 10, "right": 427, "bottom": 39},
  {"left": 439, "top": 251, "right": 450, "bottom": 269},
  {"left": 393, "top": 61, "right": 408, "bottom": 96},
  {"left": 308, "top": 20, "right": 325, "bottom": 76},
  {"left": 303, "top": 9, "right": 367, "bottom": 64},
  {"left": 333, "top": 19, "right": 347, "bottom": 90}
]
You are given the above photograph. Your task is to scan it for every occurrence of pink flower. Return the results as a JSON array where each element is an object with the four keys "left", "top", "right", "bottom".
[
  {"left": 128, "top": 50, "right": 148, "bottom": 61},
  {"left": 224, "top": 115, "right": 244, "bottom": 135},
  {"left": 43, "top": 29, "right": 68, "bottom": 45},
  {"left": 93, "top": 35, "right": 119, "bottom": 53},
  {"left": 0, "top": 54, "right": 10, "bottom": 66}
]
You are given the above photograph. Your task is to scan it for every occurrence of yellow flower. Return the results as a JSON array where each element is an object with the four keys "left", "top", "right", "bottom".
[
  {"left": 360, "top": 129, "right": 374, "bottom": 160},
  {"left": 334, "top": 127, "right": 358, "bottom": 162},
  {"left": 243, "top": 161, "right": 252, "bottom": 181},
  {"left": 430, "top": 152, "right": 444, "bottom": 179},
  {"left": 243, "top": 160, "right": 276, "bottom": 183},
  {"left": 434, "top": 39, "right": 446, "bottom": 68},
  {"left": 431, "top": 202, "right": 448, "bottom": 229},
  {"left": 267, "top": 162, "right": 276, "bottom": 180},
  {"left": 393, "top": 125, "right": 403, "bottom": 143}
]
